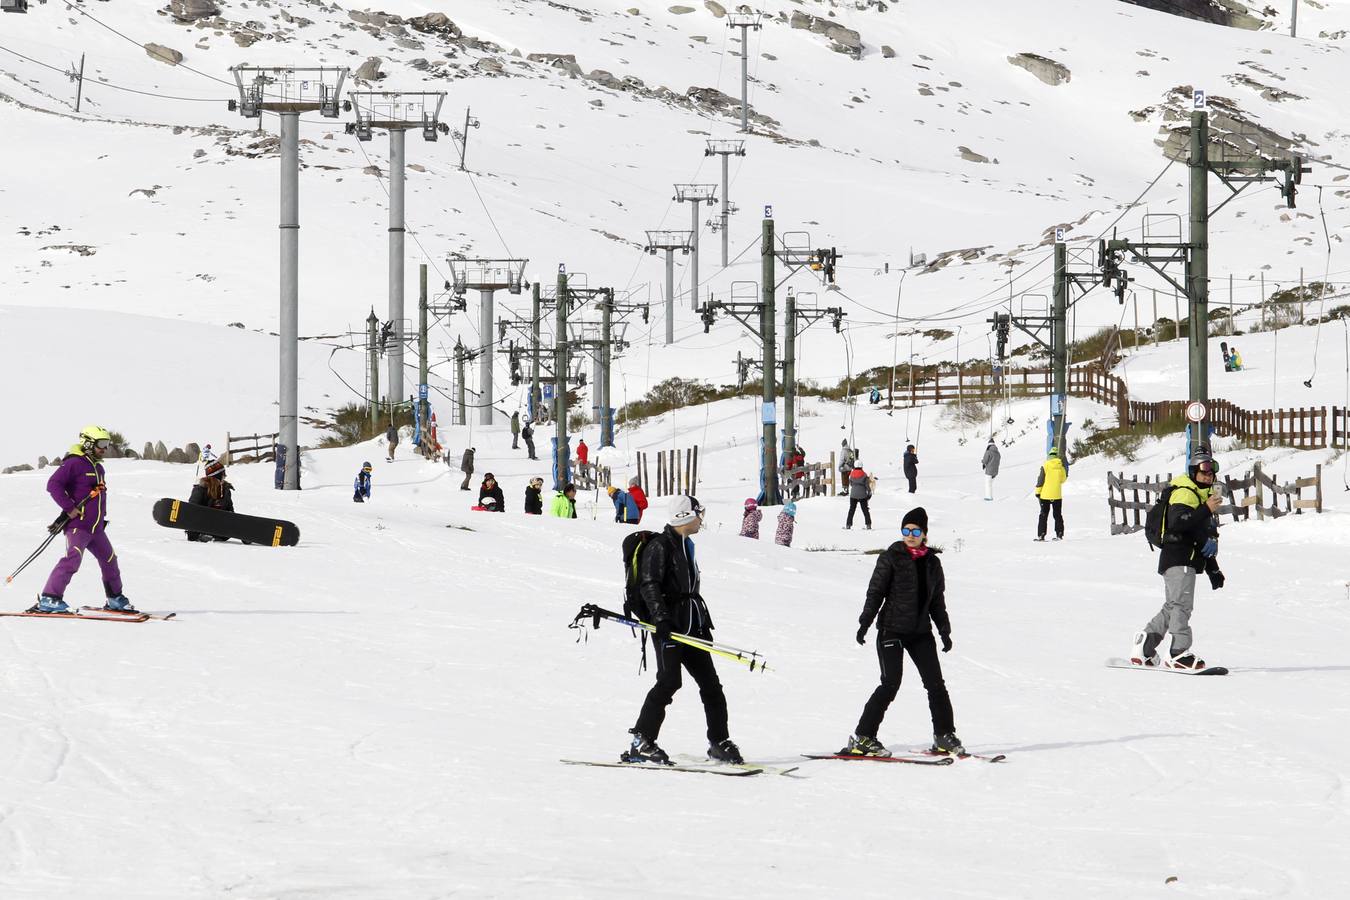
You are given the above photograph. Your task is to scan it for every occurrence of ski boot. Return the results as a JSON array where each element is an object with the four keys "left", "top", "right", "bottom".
[
  {"left": 931, "top": 732, "right": 966, "bottom": 755},
  {"left": 1033, "top": 536, "right": 1046, "bottom": 542},
  {"left": 1164, "top": 651, "right": 1206, "bottom": 671},
  {"left": 840, "top": 734, "right": 890, "bottom": 757},
  {"left": 103, "top": 594, "right": 138, "bottom": 613},
  {"left": 707, "top": 738, "right": 744, "bottom": 765},
  {"left": 621, "top": 730, "right": 671, "bottom": 765},
  {"left": 28, "top": 594, "right": 71, "bottom": 614},
  {"left": 1130, "top": 631, "right": 1162, "bottom": 667}
]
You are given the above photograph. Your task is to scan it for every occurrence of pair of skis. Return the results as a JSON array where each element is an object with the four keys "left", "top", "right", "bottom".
[
  {"left": 0, "top": 607, "right": 176, "bottom": 623},
  {"left": 564, "top": 749, "right": 1006, "bottom": 776}
]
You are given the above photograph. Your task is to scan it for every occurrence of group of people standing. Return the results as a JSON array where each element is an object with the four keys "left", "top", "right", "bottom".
[
  {"left": 737, "top": 498, "right": 796, "bottom": 547},
  {"left": 620, "top": 496, "right": 962, "bottom": 766}
]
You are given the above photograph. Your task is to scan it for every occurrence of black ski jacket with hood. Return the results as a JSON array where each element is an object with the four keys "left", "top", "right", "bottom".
[{"left": 859, "top": 542, "right": 949, "bottom": 638}]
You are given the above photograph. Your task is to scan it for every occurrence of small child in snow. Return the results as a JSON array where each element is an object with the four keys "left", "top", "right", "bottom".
[
  {"left": 353, "top": 462, "right": 373, "bottom": 503},
  {"left": 740, "top": 498, "right": 762, "bottom": 539},
  {"left": 775, "top": 501, "right": 797, "bottom": 547}
]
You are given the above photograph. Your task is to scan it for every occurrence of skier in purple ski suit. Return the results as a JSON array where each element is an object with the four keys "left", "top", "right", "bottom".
[{"left": 33, "top": 425, "right": 136, "bottom": 614}]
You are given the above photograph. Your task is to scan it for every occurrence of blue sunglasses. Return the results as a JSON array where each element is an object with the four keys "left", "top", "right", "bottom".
[{"left": 901, "top": 527, "right": 924, "bottom": 537}]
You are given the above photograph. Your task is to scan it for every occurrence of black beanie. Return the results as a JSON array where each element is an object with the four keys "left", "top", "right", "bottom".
[{"left": 903, "top": 506, "right": 929, "bottom": 533}]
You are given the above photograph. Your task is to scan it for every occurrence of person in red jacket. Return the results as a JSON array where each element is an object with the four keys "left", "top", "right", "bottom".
[
  {"left": 627, "top": 476, "right": 648, "bottom": 523},
  {"left": 577, "top": 439, "right": 589, "bottom": 466}
]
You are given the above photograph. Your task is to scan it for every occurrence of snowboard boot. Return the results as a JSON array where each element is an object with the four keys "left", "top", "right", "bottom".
[
  {"left": 931, "top": 732, "right": 966, "bottom": 755},
  {"left": 707, "top": 738, "right": 744, "bottom": 765},
  {"left": 102, "top": 595, "right": 137, "bottom": 613},
  {"left": 840, "top": 734, "right": 890, "bottom": 757},
  {"left": 1033, "top": 536, "right": 1046, "bottom": 542},
  {"left": 621, "top": 730, "right": 671, "bottom": 765},
  {"left": 1164, "top": 651, "right": 1206, "bottom": 671},
  {"left": 28, "top": 594, "right": 71, "bottom": 614},
  {"left": 1131, "top": 631, "right": 1162, "bottom": 667}
]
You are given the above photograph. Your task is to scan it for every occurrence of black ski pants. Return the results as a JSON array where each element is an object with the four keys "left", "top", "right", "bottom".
[
  {"left": 906, "top": 473, "right": 917, "bottom": 493},
  {"left": 847, "top": 498, "right": 872, "bottom": 528},
  {"left": 634, "top": 638, "right": 729, "bottom": 743},
  {"left": 1037, "top": 498, "right": 1064, "bottom": 538},
  {"left": 855, "top": 631, "right": 954, "bottom": 739}
]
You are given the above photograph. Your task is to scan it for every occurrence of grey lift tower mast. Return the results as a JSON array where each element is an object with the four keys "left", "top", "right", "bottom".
[
  {"left": 643, "top": 230, "right": 693, "bottom": 345},
  {"left": 346, "top": 91, "right": 447, "bottom": 413},
  {"left": 726, "top": 12, "right": 762, "bottom": 133},
  {"left": 705, "top": 139, "right": 746, "bottom": 268},
  {"left": 229, "top": 66, "right": 348, "bottom": 490},
  {"left": 447, "top": 260, "right": 528, "bottom": 425},
  {"left": 673, "top": 184, "right": 718, "bottom": 311}
]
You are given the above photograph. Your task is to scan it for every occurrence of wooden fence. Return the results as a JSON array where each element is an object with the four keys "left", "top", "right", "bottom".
[
  {"left": 574, "top": 462, "right": 612, "bottom": 492},
  {"left": 889, "top": 365, "right": 1343, "bottom": 449},
  {"left": 224, "top": 431, "right": 278, "bottom": 464},
  {"left": 1107, "top": 461, "right": 1322, "bottom": 535},
  {"left": 636, "top": 447, "right": 700, "bottom": 498},
  {"left": 779, "top": 453, "right": 837, "bottom": 500}
]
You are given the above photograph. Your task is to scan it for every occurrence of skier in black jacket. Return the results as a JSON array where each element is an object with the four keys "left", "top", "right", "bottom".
[
  {"left": 843, "top": 506, "right": 962, "bottom": 757},
  {"left": 625, "top": 495, "right": 744, "bottom": 767}
]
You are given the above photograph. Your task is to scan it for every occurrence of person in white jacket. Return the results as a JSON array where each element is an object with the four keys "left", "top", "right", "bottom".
[{"left": 981, "top": 439, "right": 1001, "bottom": 501}]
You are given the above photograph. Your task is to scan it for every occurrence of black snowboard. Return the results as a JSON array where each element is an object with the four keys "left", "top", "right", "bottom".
[{"left": 152, "top": 498, "right": 300, "bottom": 546}]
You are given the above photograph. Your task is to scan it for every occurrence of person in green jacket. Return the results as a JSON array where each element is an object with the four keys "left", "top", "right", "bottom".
[
  {"left": 549, "top": 482, "right": 578, "bottom": 518},
  {"left": 1034, "top": 447, "right": 1068, "bottom": 541}
]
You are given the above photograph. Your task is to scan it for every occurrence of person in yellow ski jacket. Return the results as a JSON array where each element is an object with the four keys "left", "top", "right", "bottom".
[
  {"left": 1034, "top": 447, "right": 1067, "bottom": 541},
  {"left": 549, "top": 483, "right": 577, "bottom": 518}
]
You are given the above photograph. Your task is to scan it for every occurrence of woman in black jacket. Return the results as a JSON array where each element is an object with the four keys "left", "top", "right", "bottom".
[
  {"left": 477, "top": 473, "right": 505, "bottom": 512},
  {"left": 843, "top": 506, "right": 962, "bottom": 757},
  {"left": 523, "top": 477, "right": 544, "bottom": 515},
  {"left": 186, "top": 461, "right": 235, "bottom": 542}
]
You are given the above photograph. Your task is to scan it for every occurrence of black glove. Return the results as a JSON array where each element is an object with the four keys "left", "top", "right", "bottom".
[
  {"left": 1208, "top": 569, "right": 1225, "bottom": 590},
  {"left": 940, "top": 633, "right": 953, "bottom": 653},
  {"left": 654, "top": 620, "right": 673, "bottom": 643},
  {"left": 47, "top": 512, "right": 69, "bottom": 535},
  {"left": 855, "top": 625, "right": 868, "bottom": 646}
]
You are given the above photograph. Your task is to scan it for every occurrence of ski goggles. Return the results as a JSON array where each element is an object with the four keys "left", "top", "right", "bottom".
[
  {"left": 901, "top": 526, "right": 924, "bottom": 537},
  {"left": 93, "top": 439, "right": 110, "bottom": 450},
  {"left": 1195, "top": 460, "right": 1219, "bottom": 475}
]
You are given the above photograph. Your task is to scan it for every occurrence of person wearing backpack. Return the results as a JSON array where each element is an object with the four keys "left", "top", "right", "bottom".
[
  {"left": 1034, "top": 447, "right": 1068, "bottom": 541},
  {"left": 624, "top": 495, "right": 744, "bottom": 767},
  {"left": 1132, "top": 447, "right": 1225, "bottom": 671},
  {"left": 846, "top": 465, "right": 873, "bottom": 530}
]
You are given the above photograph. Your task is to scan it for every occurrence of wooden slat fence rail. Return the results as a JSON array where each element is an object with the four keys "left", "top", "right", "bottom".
[
  {"left": 637, "top": 447, "right": 700, "bottom": 498},
  {"left": 1107, "top": 461, "right": 1322, "bottom": 535},
  {"left": 225, "top": 431, "right": 279, "bottom": 464},
  {"left": 574, "top": 462, "right": 611, "bottom": 492}
]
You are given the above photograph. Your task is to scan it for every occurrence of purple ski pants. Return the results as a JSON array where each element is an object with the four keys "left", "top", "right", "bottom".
[{"left": 42, "top": 527, "right": 122, "bottom": 599}]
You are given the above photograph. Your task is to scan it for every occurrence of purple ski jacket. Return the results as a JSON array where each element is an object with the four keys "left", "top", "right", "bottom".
[{"left": 46, "top": 450, "right": 107, "bottom": 533}]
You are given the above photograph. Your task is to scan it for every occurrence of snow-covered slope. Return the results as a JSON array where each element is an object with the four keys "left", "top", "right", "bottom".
[
  {"left": 2, "top": 383, "right": 1348, "bottom": 896},
  {"left": 4, "top": 0, "right": 1350, "bottom": 440}
]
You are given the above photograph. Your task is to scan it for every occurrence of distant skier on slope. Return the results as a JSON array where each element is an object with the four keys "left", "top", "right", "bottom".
[
  {"left": 1131, "top": 447, "right": 1225, "bottom": 671},
  {"left": 1034, "top": 447, "right": 1067, "bottom": 541},
  {"left": 846, "top": 464, "right": 873, "bottom": 530},
  {"left": 352, "top": 462, "right": 373, "bottom": 504},
  {"left": 33, "top": 425, "right": 136, "bottom": 615},
  {"left": 843, "top": 506, "right": 961, "bottom": 758},
  {"left": 981, "top": 438, "right": 1000, "bottom": 501},
  {"left": 385, "top": 422, "right": 399, "bottom": 463},
  {"left": 774, "top": 501, "right": 797, "bottom": 548},
  {"left": 903, "top": 444, "right": 919, "bottom": 494},
  {"left": 739, "top": 498, "right": 762, "bottom": 538},
  {"left": 624, "top": 495, "right": 745, "bottom": 767}
]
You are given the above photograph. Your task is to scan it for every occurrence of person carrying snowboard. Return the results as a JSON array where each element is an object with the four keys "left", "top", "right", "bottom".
[
  {"left": 385, "top": 423, "right": 399, "bottom": 463},
  {"left": 775, "top": 501, "right": 797, "bottom": 548},
  {"left": 625, "top": 495, "right": 744, "bottom": 766},
  {"left": 352, "top": 462, "right": 373, "bottom": 504},
  {"left": 1131, "top": 447, "right": 1225, "bottom": 671},
  {"left": 739, "top": 498, "right": 762, "bottom": 538},
  {"left": 33, "top": 425, "right": 135, "bottom": 614},
  {"left": 186, "top": 459, "right": 237, "bottom": 540},
  {"left": 524, "top": 476, "right": 544, "bottom": 515},
  {"left": 843, "top": 506, "right": 961, "bottom": 758},
  {"left": 1034, "top": 446, "right": 1067, "bottom": 541}
]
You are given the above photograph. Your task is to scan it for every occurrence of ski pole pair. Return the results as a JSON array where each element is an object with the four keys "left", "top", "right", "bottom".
[
  {"left": 571, "top": 603, "right": 771, "bottom": 673},
  {"left": 3, "top": 486, "right": 102, "bottom": 587}
]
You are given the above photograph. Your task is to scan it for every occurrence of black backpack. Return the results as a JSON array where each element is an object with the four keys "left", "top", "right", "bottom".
[
  {"left": 620, "top": 529, "right": 658, "bottom": 619},
  {"left": 1144, "top": 484, "right": 1199, "bottom": 551}
]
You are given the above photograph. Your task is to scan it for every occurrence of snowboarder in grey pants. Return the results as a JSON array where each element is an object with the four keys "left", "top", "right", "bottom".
[{"left": 1132, "top": 448, "right": 1225, "bottom": 671}]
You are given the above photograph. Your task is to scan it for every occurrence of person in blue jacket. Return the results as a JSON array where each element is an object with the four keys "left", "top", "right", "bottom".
[
  {"left": 353, "top": 462, "right": 373, "bottom": 503},
  {"left": 608, "top": 485, "right": 641, "bottom": 524}
]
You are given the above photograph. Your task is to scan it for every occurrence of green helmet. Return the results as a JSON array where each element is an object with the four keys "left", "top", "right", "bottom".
[{"left": 79, "top": 424, "right": 112, "bottom": 446}]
